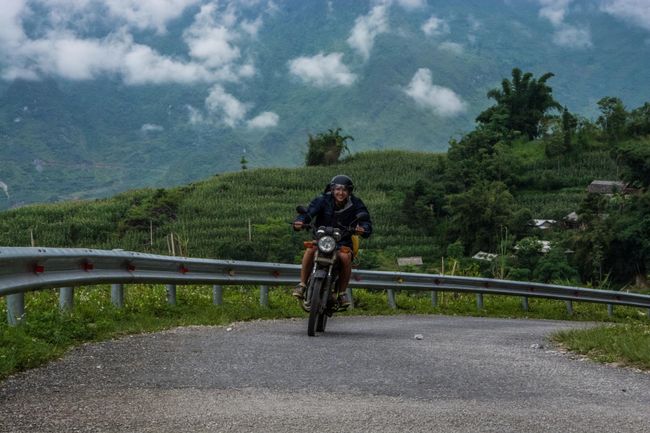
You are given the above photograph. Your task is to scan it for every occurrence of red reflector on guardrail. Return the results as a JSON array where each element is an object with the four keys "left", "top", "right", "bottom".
[
  {"left": 83, "top": 262, "right": 94, "bottom": 271},
  {"left": 34, "top": 264, "right": 44, "bottom": 273},
  {"left": 179, "top": 266, "right": 189, "bottom": 274}
]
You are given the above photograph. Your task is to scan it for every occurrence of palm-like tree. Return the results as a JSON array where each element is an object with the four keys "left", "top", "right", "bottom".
[{"left": 477, "top": 68, "right": 561, "bottom": 139}]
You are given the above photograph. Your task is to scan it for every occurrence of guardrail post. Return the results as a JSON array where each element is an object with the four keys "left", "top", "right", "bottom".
[
  {"left": 166, "top": 284, "right": 177, "bottom": 305},
  {"left": 213, "top": 285, "right": 223, "bottom": 305},
  {"left": 387, "top": 289, "right": 396, "bottom": 309},
  {"left": 607, "top": 304, "right": 613, "bottom": 317},
  {"left": 59, "top": 287, "right": 74, "bottom": 311},
  {"left": 476, "top": 293, "right": 484, "bottom": 310},
  {"left": 7, "top": 293, "right": 25, "bottom": 326},
  {"left": 111, "top": 284, "right": 124, "bottom": 308},
  {"left": 346, "top": 287, "right": 355, "bottom": 310},
  {"left": 431, "top": 290, "right": 438, "bottom": 308},
  {"left": 521, "top": 296, "right": 529, "bottom": 312},
  {"left": 260, "top": 285, "right": 269, "bottom": 307},
  {"left": 566, "top": 300, "right": 573, "bottom": 316}
]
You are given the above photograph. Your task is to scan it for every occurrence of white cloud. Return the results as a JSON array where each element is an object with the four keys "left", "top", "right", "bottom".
[
  {"left": 0, "top": 0, "right": 27, "bottom": 50},
  {"left": 538, "top": 0, "right": 572, "bottom": 26},
  {"left": 121, "top": 40, "right": 215, "bottom": 84},
  {"left": 601, "top": 0, "right": 650, "bottom": 31},
  {"left": 0, "top": 1, "right": 260, "bottom": 84},
  {"left": 404, "top": 68, "right": 466, "bottom": 117},
  {"left": 552, "top": 24, "right": 592, "bottom": 48},
  {"left": 422, "top": 15, "right": 450, "bottom": 36},
  {"left": 241, "top": 16, "right": 263, "bottom": 37},
  {"left": 347, "top": 4, "right": 389, "bottom": 60},
  {"left": 394, "top": 0, "right": 426, "bottom": 10},
  {"left": 288, "top": 52, "right": 356, "bottom": 88},
  {"left": 184, "top": 4, "right": 241, "bottom": 68},
  {"left": 103, "top": 0, "right": 201, "bottom": 33},
  {"left": 536, "top": 0, "right": 592, "bottom": 48},
  {"left": 141, "top": 123, "right": 164, "bottom": 132},
  {"left": 439, "top": 41, "right": 464, "bottom": 55},
  {"left": 0, "top": 180, "right": 9, "bottom": 198},
  {"left": 205, "top": 84, "right": 249, "bottom": 127},
  {"left": 247, "top": 111, "right": 279, "bottom": 128},
  {"left": 186, "top": 105, "right": 205, "bottom": 124}
]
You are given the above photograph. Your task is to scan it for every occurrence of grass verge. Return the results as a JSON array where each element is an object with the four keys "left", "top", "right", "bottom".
[
  {"left": 552, "top": 324, "right": 650, "bottom": 370},
  {"left": 1, "top": 285, "right": 649, "bottom": 380}
]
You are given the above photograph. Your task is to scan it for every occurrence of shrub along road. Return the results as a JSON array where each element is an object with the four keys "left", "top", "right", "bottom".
[{"left": 1, "top": 315, "right": 649, "bottom": 433}]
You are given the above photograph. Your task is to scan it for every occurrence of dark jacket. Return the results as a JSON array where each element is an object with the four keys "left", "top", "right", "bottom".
[{"left": 295, "top": 192, "right": 373, "bottom": 247}]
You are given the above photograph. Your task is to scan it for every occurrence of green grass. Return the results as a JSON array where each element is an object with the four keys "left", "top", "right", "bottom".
[
  {"left": 2, "top": 285, "right": 649, "bottom": 380},
  {"left": 553, "top": 323, "right": 650, "bottom": 369}
]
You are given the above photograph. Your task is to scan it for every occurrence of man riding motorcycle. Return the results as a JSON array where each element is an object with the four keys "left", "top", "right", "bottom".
[{"left": 292, "top": 174, "right": 373, "bottom": 309}]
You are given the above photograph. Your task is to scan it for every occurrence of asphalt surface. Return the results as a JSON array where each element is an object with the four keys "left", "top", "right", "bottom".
[{"left": 1, "top": 315, "right": 649, "bottom": 433}]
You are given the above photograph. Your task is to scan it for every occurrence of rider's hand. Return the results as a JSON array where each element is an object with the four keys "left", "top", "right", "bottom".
[
  {"left": 354, "top": 225, "right": 365, "bottom": 235},
  {"left": 293, "top": 221, "right": 304, "bottom": 231}
]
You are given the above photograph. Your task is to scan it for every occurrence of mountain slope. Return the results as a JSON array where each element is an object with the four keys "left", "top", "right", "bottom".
[{"left": 1, "top": 0, "right": 649, "bottom": 209}]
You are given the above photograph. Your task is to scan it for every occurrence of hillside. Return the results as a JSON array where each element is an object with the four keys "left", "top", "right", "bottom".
[
  {"left": 2, "top": 0, "right": 650, "bottom": 209},
  {"left": 0, "top": 148, "right": 619, "bottom": 272}
]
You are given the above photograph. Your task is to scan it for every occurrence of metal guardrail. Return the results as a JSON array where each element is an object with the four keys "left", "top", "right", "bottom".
[{"left": 1, "top": 247, "right": 649, "bottom": 325}]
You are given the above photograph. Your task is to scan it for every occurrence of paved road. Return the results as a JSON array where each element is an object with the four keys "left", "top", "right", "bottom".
[{"left": 1, "top": 315, "right": 649, "bottom": 433}]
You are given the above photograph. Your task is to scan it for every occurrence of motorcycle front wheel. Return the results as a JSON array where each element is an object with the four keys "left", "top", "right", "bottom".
[
  {"left": 315, "top": 281, "right": 331, "bottom": 332},
  {"left": 307, "top": 277, "right": 324, "bottom": 336},
  {"left": 316, "top": 309, "right": 327, "bottom": 332}
]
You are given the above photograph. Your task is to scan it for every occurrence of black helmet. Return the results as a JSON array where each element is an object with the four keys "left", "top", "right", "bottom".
[{"left": 330, "top": 174, "right": 354, "bottom": 193}]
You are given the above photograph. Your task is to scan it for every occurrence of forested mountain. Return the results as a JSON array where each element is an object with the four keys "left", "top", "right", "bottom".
[{"left": 1, "top": 0, "right": 650, "bottom": 209}]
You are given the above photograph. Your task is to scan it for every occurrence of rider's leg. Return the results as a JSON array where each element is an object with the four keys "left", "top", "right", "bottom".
[
  {"left": 336, "top": 250, "right": 352, "bottom": 307},
  {"left": 301, "top": 247, "right": 316, "bottom": 285},
  {"left": 293, "top": 247, "right": 316, "bottom": 299}
]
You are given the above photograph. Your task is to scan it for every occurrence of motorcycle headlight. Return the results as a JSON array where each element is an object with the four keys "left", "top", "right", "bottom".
[{"left": 318, "top": 236, "right": 336, "bottom": 253}]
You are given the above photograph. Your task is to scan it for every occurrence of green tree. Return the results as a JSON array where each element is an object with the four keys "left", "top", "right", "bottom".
[
  {"left": 533, "top": 247, "right": 579, "bottom": 284},
  {"left": 514, "top": 236, "right": 543, "bottom": 272},
  {"left": 570, "top": 193, "right": 614, "bottom": 284},
  {"left": 616, "top": 139, "right": 650, "bottom": 187},
  {"left": 305, "top": 128, "right": 353, "bottom": 166},
  {"left": 627, "top": 102, "right": 650, "bottom": 137},
  {"left": 476, "top": 68, "right": 562, "bottom": 139},
  {"left": 606, "top": 191, "right": 650, "bottom": 287},
  {"left": 561, "top": 107, "right": 578, "bottom": 150},
  {"left": 445, "top": 181, "right": 515, "bottom": 253},
  {"left": 401, "top": 179, "right": 446, "bottom": 233},
  {"left": 445, "top": 128, "right": 522, "bottom": 191},
  {"left": 596, "top": 96, "right": 627, "bottom": 145}
]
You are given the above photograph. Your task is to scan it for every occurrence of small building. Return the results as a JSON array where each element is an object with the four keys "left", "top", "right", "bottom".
[
  {"left": 397, "top": 256, "right": 423, "bottom": 267},
  {"left": 565, "top": 211, "right": 579, "bottom": 222},
  {"left": 472, "top": 251, "right": 498, "bottom": 261},
  {"left": 530, "top": 219, "right": 557, "bottom": 230},
  {"left": 563, "top": 211, "right": 581, "bottom": 229},
  {"left": 587, "top": 180, "right": 626, "bottom": 195}
]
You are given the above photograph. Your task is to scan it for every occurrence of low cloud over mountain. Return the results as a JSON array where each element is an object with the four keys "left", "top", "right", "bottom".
[{"left": 1, "top": 0, "right": 649, "bottom": 208}]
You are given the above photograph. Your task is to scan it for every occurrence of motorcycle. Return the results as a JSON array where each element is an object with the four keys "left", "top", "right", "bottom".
[{"left": 295, "top": 205, "right": 369, "bottom": 336}]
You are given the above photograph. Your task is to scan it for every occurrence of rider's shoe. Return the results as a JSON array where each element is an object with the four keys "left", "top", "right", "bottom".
[
  {"left": 292, "top": 283, "right": 306, "bottom": 300},
  {"left": 337, "top": 292, "right": 351, "bottom": 310}
]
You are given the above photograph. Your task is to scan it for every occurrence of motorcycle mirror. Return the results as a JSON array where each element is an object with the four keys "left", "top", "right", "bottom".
[
  {"left": 355, "top": 211, "right": 369, "bottom": 222},
  {"left": 296, "top": 205, "right": 308, "bottom": 215}
]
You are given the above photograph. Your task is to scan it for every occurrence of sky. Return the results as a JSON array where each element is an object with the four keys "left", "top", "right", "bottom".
[{"left": 1, "top": 0, "right": 649, "bottom": 130}]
